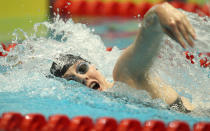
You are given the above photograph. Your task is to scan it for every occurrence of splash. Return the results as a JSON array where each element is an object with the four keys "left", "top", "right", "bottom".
[
  {"left": 0, "top": 15, "right": 122, "bottom": 94},
  {"left": 0, "top": 11, "right": 209, "bottom": 120},
  {"left": 150, "top": 11, "right": 210, "bottom": 115}
]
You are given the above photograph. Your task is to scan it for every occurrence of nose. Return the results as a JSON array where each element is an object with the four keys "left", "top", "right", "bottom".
[
  {"left": 85, "top": 76, "right": 89, "bottom": 81},
  {"left": 78, "top": 74, "right": 89, "bottom": 86},
  {"left": 79, "top": 74, "right": 89, "bottom": 80}
]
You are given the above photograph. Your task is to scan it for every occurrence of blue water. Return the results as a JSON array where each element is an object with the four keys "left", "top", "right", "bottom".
[
  {"left": 0, "top": 86, "right": 209, "bottom": 126},
  {"left": 0, "top": 11, "right": 210, "bottom": 127}
]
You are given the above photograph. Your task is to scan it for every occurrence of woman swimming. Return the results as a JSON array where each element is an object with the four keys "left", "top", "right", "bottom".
[{"left": 50, "top": 2, "right": 196, "bottom": 113}]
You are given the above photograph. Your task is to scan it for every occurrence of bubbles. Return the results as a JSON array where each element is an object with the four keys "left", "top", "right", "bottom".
[
  {"left": 150, "top": 11, "right": 210, "bottom": 116},
  {"left": 0, "top": 16, "right": 121, "bottom": 96},
  {"left": 0, "top": 11, "right": 209, "bottom": 120}
]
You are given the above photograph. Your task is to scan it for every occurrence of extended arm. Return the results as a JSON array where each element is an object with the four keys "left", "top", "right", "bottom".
[{"left": 113, "top": 2, "right": 195, "bottom": 110}]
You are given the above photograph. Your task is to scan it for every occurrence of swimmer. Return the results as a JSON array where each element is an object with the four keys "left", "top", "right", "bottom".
[{"left": 50, "top": 2, "right": 196, "bottom": 113}]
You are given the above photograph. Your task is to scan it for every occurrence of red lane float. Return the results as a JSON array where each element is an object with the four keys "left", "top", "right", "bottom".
[
  {"left": 185, "top": 51, "right": 195, "bottom": 64},
  {"left": 87, "top": 0, "right": 105, "bottom": 16},
  {"left": 70, "top": 116, "right": 93, "bottom": 131},
  {"left": 167, "top": 121, "right": 190, "bottom": 131},
  {"left": 53, "top": 0, "right": 71, "bottom": 19},
  {"left": 200, "top": 4, "right": 210, "bottom": 16},
  {"left": 182, "top": 3, "right": 200, "bottom": 13},
  {"left": 185, "top": 51, "right": 210, "bottom": 68},
  {"left": 0, "top": 43, "right": 17, "bottom": 57},
  {"left": 193, "top": 122, "right": 210, "bottom": 131},
  {"left": 20, "top": 114, "right": 47, "bottom": 131},
  {"left": 94, "top": 117, "right": 118, "bottom": 131},
  {"left": 43, "top": 115, "right": 71, "bottom": 131},
  {"left": 138, "top": 2, "right": 153, "bottom": 18},
  {"left": 0, "top": 112, "right": 23, "bottom": 131},
  {"left": 53, "top": 0, "right": 210, "bottom": 19},
  {"left": 68, "top": 0, "right": 88, "bottom": 16},
  {"left": 118, "top": 119, "right": 142, "bottom": 131},
  {"left": 120, "top": 2, "right": 139, "bottom": 17},
  {"left": 1, "top": 112, "right": 210, "bottom": 131},
  {"left": 143, "top": 120, "right": 166, "bottom": 131},
  {"left": 104, "top": 1, "right": 121, "bottom": 17},
  {"left": 169, "top": 1, "right": 185, "bottom": 9},
  {"left": 199, "top": 57, "right": 210, "bottom": 68},
  {"left": 106, "top": 47, "right": 113, "bottom": 52}
]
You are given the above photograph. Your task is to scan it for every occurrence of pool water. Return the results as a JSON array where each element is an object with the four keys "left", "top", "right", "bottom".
[{"left": 0, "top": 11, "right": 209, "bottom": 127}]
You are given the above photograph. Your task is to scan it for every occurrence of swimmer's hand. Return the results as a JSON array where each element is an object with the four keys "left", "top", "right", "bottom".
[
  {"left": 181, "top": 96, "right": 195, "bottom": 111},
  {"left": 153, "top": 2, "right": 196, "bottom": 49}
]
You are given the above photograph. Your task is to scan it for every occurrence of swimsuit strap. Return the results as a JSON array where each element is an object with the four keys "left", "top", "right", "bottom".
[{"left": 169, "top": 97, "right": 191, "bottom": 113}]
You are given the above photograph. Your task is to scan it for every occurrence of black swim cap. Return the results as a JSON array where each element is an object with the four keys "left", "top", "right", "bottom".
[{"left": 50, "top": 54, "right": 89, "bottom": 77}]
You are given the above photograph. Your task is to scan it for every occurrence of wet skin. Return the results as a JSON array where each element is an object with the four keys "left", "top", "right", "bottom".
[
  {"left": 62, "top": 61, "right": 113, "bottom": 91},
  {"left": 63, "top": 2, "right": 196, "bottom": 111}
]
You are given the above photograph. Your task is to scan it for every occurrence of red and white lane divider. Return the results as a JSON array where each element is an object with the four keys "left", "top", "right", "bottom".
[
  {"left": 184, "top": 51, "right": 210, "bottom": 68},
  {"left": 0, "top": 43, "right": 17, "bottom": 57},
  {"left": 0, "top": 112, "right": 210, "bottom": 131},
  {"left": 53, "top": 0, "right": 210, "bottom": 19}
]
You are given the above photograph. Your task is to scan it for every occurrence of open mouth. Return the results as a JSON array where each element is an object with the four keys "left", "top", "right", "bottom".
[{"left": 90, "top": 82, "right": 100, "bottom": 90}]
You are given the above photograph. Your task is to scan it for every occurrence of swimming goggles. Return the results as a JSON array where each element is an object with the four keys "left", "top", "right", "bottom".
[
  {"left": 64, "top": 62, "right": 89, "bottom": 85},
  {"left": 76, "top": 62, "right": 89, "bottom": 74}
]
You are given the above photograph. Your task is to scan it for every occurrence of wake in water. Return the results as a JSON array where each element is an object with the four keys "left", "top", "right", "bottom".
[{"left": 0, "top": 10, "right": 209, "bottom": 119}]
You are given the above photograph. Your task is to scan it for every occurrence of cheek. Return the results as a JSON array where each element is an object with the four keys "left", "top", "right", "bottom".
[
  {"left": 88, "top": 67, "right": 103, "bottom": 79},
  {"left": 95, "top": 71, "right": 106, "bottom": 80},
  {"left": 90, "top": 70, "right": 100, "bottom": 77}
]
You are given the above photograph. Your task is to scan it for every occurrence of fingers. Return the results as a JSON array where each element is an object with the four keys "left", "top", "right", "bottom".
[
  {"left": 184, "top": 18, "right": 196, "bottom": 40},
  {"left": 163, "top": 27, "right": 176, "bottom": 41},
  {"left": 163, "top": 26, "right": 186, "bottom": 49},
  {"left": 165, "top": 15, "right": 196, "bottom": 49},
  {"left": 178, "top": 23, "right": 194, "bottom": 47},
  {"left": 173, "top": 26, "right": 187, "bottom": 49}
]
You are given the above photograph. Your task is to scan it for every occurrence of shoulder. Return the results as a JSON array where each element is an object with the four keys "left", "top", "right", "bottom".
[{"left": 112, "top": 45, "right": 134, "bottom": 82}]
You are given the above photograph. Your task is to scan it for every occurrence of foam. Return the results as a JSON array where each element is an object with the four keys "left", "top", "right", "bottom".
[{"left": 0, "top": 11, "right": 209, "bottom": 117}]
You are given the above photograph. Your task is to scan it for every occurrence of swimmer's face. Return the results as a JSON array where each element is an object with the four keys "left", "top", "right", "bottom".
[{"left": 62, "top": 60, "right": 111, "bottom": 91}]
